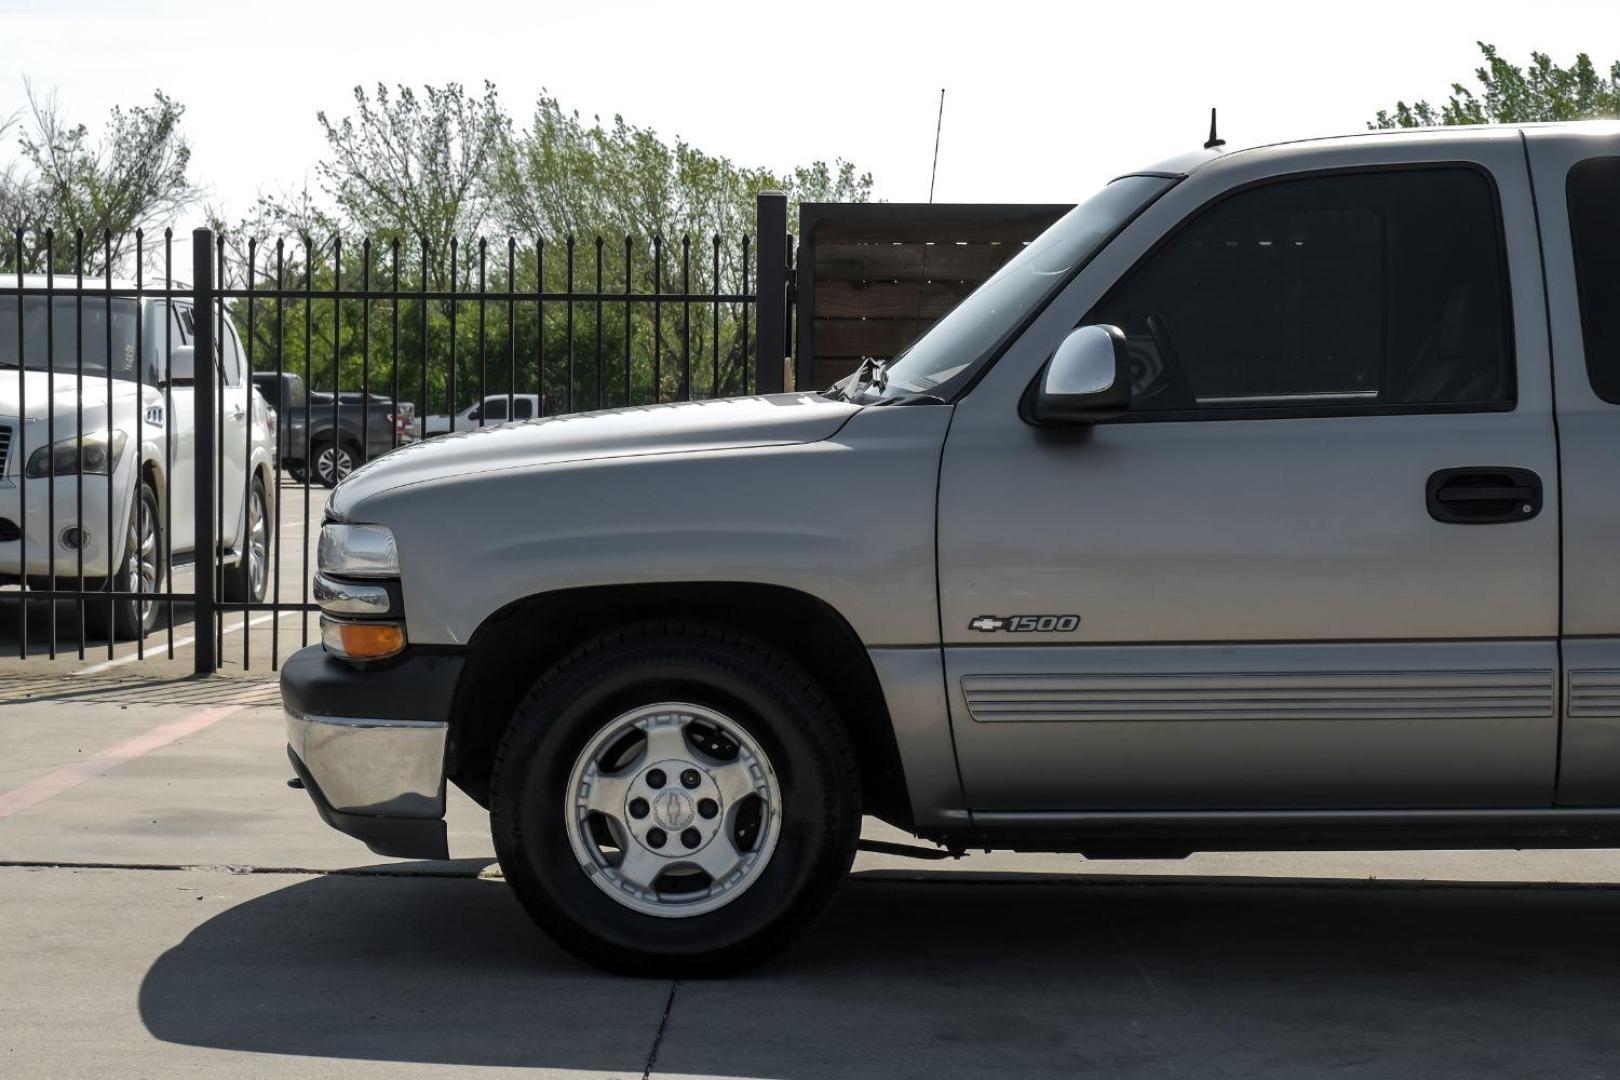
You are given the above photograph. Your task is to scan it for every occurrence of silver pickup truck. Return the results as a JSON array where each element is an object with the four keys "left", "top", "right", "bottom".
[{"left": 283, "top": 121, "right": 1620, "bottom": 974}]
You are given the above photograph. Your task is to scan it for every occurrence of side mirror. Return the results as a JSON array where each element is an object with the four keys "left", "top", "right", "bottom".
[
  {"left": 1022, "top": 324, "right": 1131, "bottom": 425},
  {"left": 165, "top": 346, "right": 196, "bottom": 386}
]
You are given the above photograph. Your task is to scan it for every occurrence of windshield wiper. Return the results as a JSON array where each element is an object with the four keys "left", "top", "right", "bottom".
[{"left": 824, "top": 355, "right": 889, "bottom": 402}]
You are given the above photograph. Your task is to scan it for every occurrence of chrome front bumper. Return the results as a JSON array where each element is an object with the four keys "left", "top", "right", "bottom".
[{"left": 286, "top": 709, "right": 450, "bottom": 859}]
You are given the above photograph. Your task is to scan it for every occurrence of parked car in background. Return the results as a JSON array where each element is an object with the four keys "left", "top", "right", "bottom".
[
  {"left": 2, "top": 282, "right": 276, "bottom": 637},
  {"left": 421, "top": 392, "right": 546, "bottom": 437},
  {"left": 251, "top": 372, "right": 413, "bottom": 488}
]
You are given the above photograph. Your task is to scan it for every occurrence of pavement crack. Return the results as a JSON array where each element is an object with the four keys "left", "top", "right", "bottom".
[{"left": 641, "top": 978, "right": 679, "bottom": 1080}]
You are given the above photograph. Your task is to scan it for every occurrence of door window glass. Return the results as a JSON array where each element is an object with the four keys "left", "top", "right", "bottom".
[
  {"left": 1086, "top": 168, "right": 1514, "bottom": 416},
  {"left": 1567, "top": 157, "right": 1620, "bottom": 404},
  {"left": 220, "top": 322, "right": 244, "bottom": 387}
]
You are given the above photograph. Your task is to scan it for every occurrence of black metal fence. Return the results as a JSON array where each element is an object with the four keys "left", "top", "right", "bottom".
[{"left": 1, "top": 192, "right": 792, "bottom": 673}]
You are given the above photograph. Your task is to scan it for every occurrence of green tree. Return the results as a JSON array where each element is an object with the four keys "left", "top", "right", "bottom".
[
  {"left": 491, "top": 95, "right": 871, "bottom": 402},
  {"left": 225, "top": 85, "right": 875, "bottom": 412},
  {"left": 1373, "top": 42, "right": 1620, "bottom": 128},
  {"left": 493, "top": 94, "right": 871, "bottom": 239},
  {"left": 0, "top": 83, "right": 199, "bottom": 274},
  {"left": 314, "top": 82, "right": 506, "bottom": 288}
]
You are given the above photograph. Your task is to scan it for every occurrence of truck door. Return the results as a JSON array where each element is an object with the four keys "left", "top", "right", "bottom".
[
  {"left": 1524, "top": 128, "right": 1620, "bottom": 804},
  {"left": 936, "top": 133, "right": 1561, "bottom": 813}
]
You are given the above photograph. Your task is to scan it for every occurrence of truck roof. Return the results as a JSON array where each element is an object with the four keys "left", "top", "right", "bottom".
[{"left": 1132, "top": 118, "right": 1620, "bottom": 179}]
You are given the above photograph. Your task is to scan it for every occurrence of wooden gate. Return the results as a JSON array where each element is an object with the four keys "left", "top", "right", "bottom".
[{"left": 793, "top": 202, "right": 1071, "bottom": 392}]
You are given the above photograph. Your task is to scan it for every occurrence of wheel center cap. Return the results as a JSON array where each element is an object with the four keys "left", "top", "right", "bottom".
[{"left": 651, "top": 789, "right": 696, "bottom": 831}]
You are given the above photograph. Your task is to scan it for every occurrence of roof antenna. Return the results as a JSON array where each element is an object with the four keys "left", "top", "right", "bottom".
[
  {"left": 928, "top": 88, "right": 946, "bottom": 202},
  {"left": 1204, "top": 107, "right": 1226, "bottom": 150}
]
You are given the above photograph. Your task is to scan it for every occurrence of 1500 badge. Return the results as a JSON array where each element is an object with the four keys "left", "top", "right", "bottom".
[{"left": 969, "top": 614, "right": 1081, "bottom": 633}]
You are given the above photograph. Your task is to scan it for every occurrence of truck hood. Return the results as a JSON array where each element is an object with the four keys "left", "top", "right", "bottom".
[{"left": 331, "top": 392, "right": 862, "bottom": 515}]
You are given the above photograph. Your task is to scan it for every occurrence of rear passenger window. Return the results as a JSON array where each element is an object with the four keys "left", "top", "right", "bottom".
[
  {"left": 513, "top": 397, "right": 535, "bottom": 419},
  {"left": 220, "top": 322, "right": 244, "bottom": 386},
  {"left": 1087, "top": 168, "right": 1514, "bottom": 416},
  {"left": 1567, "top": 157, "right": 1620, "bottom": 404}
]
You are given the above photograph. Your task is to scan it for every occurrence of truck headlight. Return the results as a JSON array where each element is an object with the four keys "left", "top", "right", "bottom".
[
  {"left": 25, "top": 429, "right": 128, "bottom": 479},
  {"left": 317, "top": 523, "right": 400, "bottom": 578}
]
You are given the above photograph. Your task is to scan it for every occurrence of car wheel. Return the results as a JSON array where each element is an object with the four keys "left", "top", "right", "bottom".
[
  {"left": 312, "top": 438, "right": 358, "bottom": 488},
  {"left": 222, "top": 476, "right": 270, "bottom": 604},
  {"left": 87, "top": 480, "right": 163, "bottom": 641},
  {"left": 490, "top": 621, "right": 861, "bottom": 976}
]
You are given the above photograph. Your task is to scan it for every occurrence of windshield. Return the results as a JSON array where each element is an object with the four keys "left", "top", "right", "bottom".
[
  {"left": 0, "top": 296, "right": 143, "bottom": 381},
  {"left": 857, "top": 175, "right": 1175, "bottom": 402}
]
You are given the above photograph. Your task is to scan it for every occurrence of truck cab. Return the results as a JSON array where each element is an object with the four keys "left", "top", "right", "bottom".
[{"left": 282, "top": 121, "right": 1620, "bottom": 974}]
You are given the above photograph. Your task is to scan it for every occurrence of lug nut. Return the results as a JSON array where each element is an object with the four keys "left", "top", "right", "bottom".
[
  {"left": 680, "top": 768, "right": 701, "bottom": 789},
  {"left": 628, "top": 797, "right": 649, "bottom": 820},
  {"left": 645, "top": 768, "right": 667, "bottom": 789},
  {"left": 697, "top": 798, "right": 718, "bottom": 819},
  {"left": 681, "top": 828, "right": 702, "bottom": 849},
  {"left": 646, "top": 827, "right": 667, "bottom": 849}
]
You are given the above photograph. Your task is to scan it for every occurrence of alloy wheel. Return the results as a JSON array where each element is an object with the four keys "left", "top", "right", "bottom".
[
  {"left": 317, "top": 445, "right": 354, "bottom": 486},
  {"left": 126, "top": 494, "right": 161, "bottom": 632},
  {"left": 247, "top": 486, "right": 268, "bottom": 601},
  {"left": 564, "top": 702, "right": 782, "bottom": 918}
]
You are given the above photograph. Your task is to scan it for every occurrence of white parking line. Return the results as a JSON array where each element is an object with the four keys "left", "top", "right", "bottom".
[{"left": 73, "top": 609, "right": 305, "bottom": 676}]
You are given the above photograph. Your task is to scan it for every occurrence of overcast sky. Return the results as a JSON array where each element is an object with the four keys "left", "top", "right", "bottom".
[{"left": 1, "top": 0, "right": 1614, "bottom": 225}]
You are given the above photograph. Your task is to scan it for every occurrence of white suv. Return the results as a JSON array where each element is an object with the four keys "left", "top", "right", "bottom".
[{"left": 0, "top": 279, "right": 277, "bottom": 638}]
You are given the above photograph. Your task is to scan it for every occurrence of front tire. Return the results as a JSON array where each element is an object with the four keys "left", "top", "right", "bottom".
[
  {"left": 87, "top": 480, "right": 163, "bottom": 641},
  {"left": 311, "top": 437, "right": 358, "bottom": 488},
  {"left": 490, "top": 622, "right": 861, "bottom": 976},
  {"left": 222, "top": 476, "right": 270, "bottom": 604}
]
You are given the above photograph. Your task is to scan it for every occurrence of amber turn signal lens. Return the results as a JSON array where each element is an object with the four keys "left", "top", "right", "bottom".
[{"left": 321, "top": 617, "right": 406, "bottom": 661}]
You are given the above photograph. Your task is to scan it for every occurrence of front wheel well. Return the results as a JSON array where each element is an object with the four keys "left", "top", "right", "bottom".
[{"left": 447, "top": 583, "right": 913, "bottom": 829}]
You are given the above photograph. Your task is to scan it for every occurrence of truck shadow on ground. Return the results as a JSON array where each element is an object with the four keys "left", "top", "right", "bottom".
[{"left": 138, "top": 866, "right": 1620, "bottom": 1079}]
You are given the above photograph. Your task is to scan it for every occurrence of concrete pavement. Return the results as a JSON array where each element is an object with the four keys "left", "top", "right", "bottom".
[{"left": 4, "top": 665, "right": 1620, "bottom": 1078}]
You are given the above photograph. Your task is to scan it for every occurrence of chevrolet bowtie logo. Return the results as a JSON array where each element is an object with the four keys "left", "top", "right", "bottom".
[{"left": 969, "top": 616, "right": 1007, "bottom": 632}]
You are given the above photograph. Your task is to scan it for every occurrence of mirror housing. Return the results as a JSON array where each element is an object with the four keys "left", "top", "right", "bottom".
[
  {"left": 164, "top": 345, "right": 196, "bottom": 386},
  {"left": 1021, "top": 324, "right": 1131, "bottom": 425}
]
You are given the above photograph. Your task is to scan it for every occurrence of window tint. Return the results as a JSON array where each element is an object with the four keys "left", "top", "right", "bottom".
[
  {"left": 513, "top": 397, "right": 535, "bottom": 419},
  {"left": 0, "top": 297, "right": 140, "bottom": 380},
  {"left": 220, "top": 322, "right": 244, "bottom": 386},
  {"left": 481, "top": 397, "right": 507, "bottom": 421},
  {"left": 1087, "top": 168, "right": 1513, "bottom": 416},
  {"left": 1568, "top": 157, "right": 1620, "bottom": 404}
]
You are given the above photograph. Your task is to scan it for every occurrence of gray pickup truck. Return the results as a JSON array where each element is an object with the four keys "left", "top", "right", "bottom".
[
  {"left": 282, "top": 121, "right": 1620, "bottom": 974},
  {"left": 251, "top": 372, "right": 413, "bottom": 487}
]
